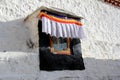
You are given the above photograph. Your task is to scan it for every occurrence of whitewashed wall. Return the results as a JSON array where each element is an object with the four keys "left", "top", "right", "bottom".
[{"left": 0, "top": 0, "right": 120, "bottom": 80}]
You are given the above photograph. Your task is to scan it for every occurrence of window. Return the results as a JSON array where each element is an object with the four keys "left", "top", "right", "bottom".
[
  {"left": 50, "top": 36, "right": 71, "bottom": 55},
  {"left": 37, "top": 6, "right": 85, "bottom": 71}
]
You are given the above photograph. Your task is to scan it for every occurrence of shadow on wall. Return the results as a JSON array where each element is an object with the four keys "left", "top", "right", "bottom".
[
  {"left": 0, "top": 19, "right": 34, "bottom": 52},
  {"left": 39, "top": 58, "right": 120, "bottom": 80},
  {"left": 0, "top": 52, "right": 120, "bottom": 80},
  {"left": 0, "top": 51, "right": 120, "bottom": 79}
]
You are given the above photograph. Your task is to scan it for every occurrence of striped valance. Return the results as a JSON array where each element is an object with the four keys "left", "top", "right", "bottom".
[{"left": 39, "top": 12, "right": 85, "bottom": 39}]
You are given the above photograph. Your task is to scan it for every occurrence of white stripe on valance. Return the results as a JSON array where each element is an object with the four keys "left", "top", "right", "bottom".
[{"left": 42, "top": 17, "right": 85, "bottom": 39}]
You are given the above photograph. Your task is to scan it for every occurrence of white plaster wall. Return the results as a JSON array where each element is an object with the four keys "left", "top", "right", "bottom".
[{"left": 0, "top": 0, "right": 120, "bottom": 80}]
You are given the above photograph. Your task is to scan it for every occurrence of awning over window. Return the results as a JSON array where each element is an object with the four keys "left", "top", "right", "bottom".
[
  {"left": 39, "top": 12, "right": 85, "bottom": 39},
  {"left": 105, "top": 0, "right": 120, "bottom": 7}
]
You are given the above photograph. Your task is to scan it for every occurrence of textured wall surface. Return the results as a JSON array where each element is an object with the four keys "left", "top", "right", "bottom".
[{"left": 0, "top": 0, "right": 120, "bottom": 80}]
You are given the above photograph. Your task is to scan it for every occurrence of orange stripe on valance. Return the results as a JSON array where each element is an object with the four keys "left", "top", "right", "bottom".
[{"left": 39, "top": 12, "right": 83, "bottom": 26}]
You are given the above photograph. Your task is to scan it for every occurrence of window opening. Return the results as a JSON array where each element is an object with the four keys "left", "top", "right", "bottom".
[
  {"left": 37, "top": 7, "right": 85, "bottom": 71},
  {"left": 50, "top": 36, "right": 71, "bottom": 55}
]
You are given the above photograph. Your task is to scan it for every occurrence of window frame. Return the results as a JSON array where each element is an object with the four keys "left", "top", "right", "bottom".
[{"left": 49, "top": 36, "right": 71, "bottom": 55}]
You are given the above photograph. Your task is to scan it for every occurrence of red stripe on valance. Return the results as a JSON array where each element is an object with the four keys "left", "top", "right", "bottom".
[{"left": 39, "top": 12, "right": 83, "bottom": 26}]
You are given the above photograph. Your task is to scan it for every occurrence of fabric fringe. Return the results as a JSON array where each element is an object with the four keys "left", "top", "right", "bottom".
[{"left": 40, "top": 12, "right": 85, "bottom": 39}]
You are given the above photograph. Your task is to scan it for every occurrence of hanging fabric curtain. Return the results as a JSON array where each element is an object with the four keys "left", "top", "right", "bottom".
[{"left": 39, "top": 12, "right": 85, "bottom": 39}]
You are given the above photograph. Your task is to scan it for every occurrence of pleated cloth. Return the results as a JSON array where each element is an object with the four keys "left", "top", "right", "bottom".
[{"left": 40, "top": 12, "right": 85, "bottom": 39}]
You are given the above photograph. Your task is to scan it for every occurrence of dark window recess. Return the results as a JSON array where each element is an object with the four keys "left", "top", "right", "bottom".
[{"left": 38, "top": 20, "right": 85, "bottom": 71}]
